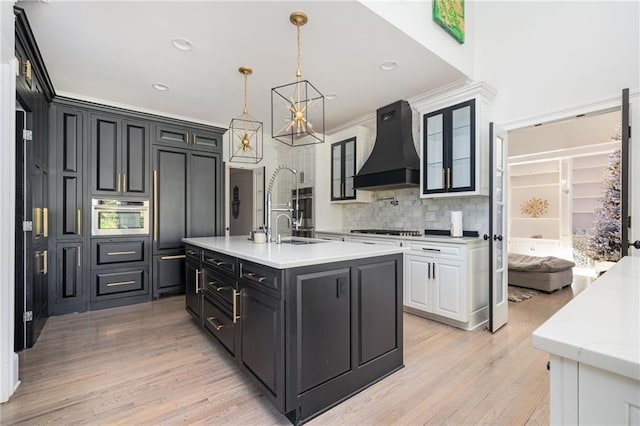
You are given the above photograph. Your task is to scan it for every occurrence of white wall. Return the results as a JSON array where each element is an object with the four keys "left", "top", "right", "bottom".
[
  {"left": 473, "top": 1, "right": 640, "bottom": 126},
  {"left": 0, "top": 0, "right": 19, "bottom": 403},
  {"left": 361, "top": 0, "right": 474, "bottom": 78}
]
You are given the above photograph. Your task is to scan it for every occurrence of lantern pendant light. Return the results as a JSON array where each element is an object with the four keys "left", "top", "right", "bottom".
[
  {"left": 229, "top": 66, "right": 263, "bottom": 163},
  {"left": 271, "top": 11, "right": 325, "bottom": 147}
]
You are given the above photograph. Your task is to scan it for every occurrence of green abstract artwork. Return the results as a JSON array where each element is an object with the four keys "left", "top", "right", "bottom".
[{"left": 433, "top": 0, "right": 465, "bottom": 44}]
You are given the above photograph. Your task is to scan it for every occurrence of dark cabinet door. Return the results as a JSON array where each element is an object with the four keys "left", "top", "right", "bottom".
[
  {"left": 239, "top": 283, "right": 284, "bottom": 409},
  {"left": 191, "top": 129, "right": 221, "bottom": 152},
  {"left": 154, "top": 123, "right": 189, "bottom": 147},
  {"left": 189, "top": 152, "right": 221, "bottom": 237},
  {"left": 185, "top": 257, "right": 201, "bottom": 319},
  {"left": 54, "top": 243, "right": 84, "bottom": 310},
  {"left": 91, "top": 114, "right": 121, "bottom": 195},
  {"left": 57, "top": 107, "right": 84, "bottom": 238},
  {"left": 331, "top": 137, "right": 356, "bottom": 201},
  {"left": 422, "top": 99, "right": 475, "bottom": 194},
  {"left": 122, "top": 120, "right": 149, "bottom": 196},
  {"left": 295, "top": 268, "right": 351, "bottom": 393},
  {"left": 153, "top": 254, "right": 186, "bottom": 296},
  {"left": 153, "top": 147, "right": 188, "bottom": 252}
]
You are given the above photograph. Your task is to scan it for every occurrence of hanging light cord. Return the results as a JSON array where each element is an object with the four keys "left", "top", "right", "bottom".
[{"left": 296, "top": 21, "right": 302, "bottom": 80}]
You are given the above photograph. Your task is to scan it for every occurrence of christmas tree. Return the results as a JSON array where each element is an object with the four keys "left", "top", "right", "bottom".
[{"left": 586, "top": 144, "right": 621, "bottom": 262}]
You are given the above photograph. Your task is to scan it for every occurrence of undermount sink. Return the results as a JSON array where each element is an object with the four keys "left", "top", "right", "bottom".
[{"left": 278, "top": 238, "right": 328, "bottom": 245}]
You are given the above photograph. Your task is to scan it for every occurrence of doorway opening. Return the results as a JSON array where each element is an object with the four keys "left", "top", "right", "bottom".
[
  {"left": 228, "top": 168, "right": 255, "bottom": 236},
  {"left": 507, "top": 109, "right": 622, "bottom": 280}
]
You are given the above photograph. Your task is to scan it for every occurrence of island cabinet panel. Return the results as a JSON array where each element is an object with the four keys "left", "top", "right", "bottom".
[
  {"left": 357, "top": 260, "right": 399, "bottom": 364},
  {"left": 153, "top": 148, "right": 188, "bottom": 252},
  {"left": 239, "top": 283, "right": 285, "bottom": 406},
  {"left": 152, "top": 253, "right": 186, "bottom": 295},
  {"left": 202, "top": 294, "right": 236, "bottom": 355},
  {"left": 295, "top": 268, "right": 351, "bottom": 393}
]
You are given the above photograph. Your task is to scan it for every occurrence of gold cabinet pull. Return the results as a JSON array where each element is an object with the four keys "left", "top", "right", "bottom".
[
  {"left": 447, "top": 168, "right": 451, "bottom": 189},
  {"left": 186, "top": 132, "right": 190, "bottom": 144},
  {"left": 77, "top": 209, "right": 82, "bottom": 235},
  {"left": 208, "top": 280, "right": 230, "bottom": 292},
  {"left": 193, "top": 134, "right": 198, "bottom": 145},
  {"left": 34, "top": 207, "right": 41, "bottom": 238},
  {"left": 116, "top": 173, "right": 121, "bottom": 192},
  {"left": 233, "top": 289, "right": 240, "bottom": 323},
  {"left": 107, "top": 251, "right": 136, "bottom": 256},
  {"left": 153, "top": 170, "right": 158, "bottom": 242},
  {"left": 242, "top": 272, "right": 266, "bottom": 283},
  {"left": 107, "top": 280, "right": 136, "bottom": 287},
  {"left": 206, "top": 257, "right": 226, "bottom": 266},
  {"left": 123, "top": 174, "right": 127, "bottom": 193},
  {"left": 43, "top": 208, "right": 48, "bottom": 238},
  {"left": 77, "top": 247, "right": 81, "bottom": 268},
  {"left": 160, "top": 255, "right": 186, "bottom": 260},
  {"left": 206, "top": 316, "right": 223, "bottom": 331},
  {"left": 195, "top": 269, "right": 201, "bottom": 293}
]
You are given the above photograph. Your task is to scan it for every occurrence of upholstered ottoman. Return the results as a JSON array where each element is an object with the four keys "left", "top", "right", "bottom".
[{"left": 508, "top": 254, "right": 575, "bottom": 293}]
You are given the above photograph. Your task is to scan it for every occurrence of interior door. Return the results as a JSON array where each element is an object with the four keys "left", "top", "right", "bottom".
[
  {"left": 621, "top": 88, "right": 639, "bottom": 256},
  {"left": 487, "top": 123, "right": 508, "bottom": 333}
]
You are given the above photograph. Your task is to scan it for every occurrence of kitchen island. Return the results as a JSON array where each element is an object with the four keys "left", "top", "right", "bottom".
[
  {"left": 532, "top": 256, "right": 640, "bottom": 424},
  {"left": 182, "top": 236, "right": 406, "bottom": 424}
]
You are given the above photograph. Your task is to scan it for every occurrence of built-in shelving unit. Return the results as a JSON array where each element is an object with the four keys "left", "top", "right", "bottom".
[{"left": 571, "top": 153, "right": 611, "bottom": 235}]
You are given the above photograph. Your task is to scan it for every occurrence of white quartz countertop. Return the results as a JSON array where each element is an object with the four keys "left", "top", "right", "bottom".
[
  {"left": 183, "top": 236, "right": 407, "bottom": 269},
  {"left": 532, "top": 256, "right": 640, "bottom": 381},
  {"left": 317, "top": 229, "right": 483, "bottom": 244}
]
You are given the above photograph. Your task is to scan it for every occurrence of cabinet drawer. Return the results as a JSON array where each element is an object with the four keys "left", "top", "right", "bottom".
[
  {"left": 185, "top": 245, "right": 202, "bottom": 261},
  {"left": 154, "top": 124, "right": 188, "bottom": 146},
  {"left": 239, "top": 261, "right": 281, "bottom": 292},
  {"left": 203, "top": 250, "right": 237, "bottom": 276},
  {"left": 203, "top": 267, "right": 236, "bottom": 307},
  {"left": 407, "top": 241, "right": 462, "bottom": 259},
  {"left": 95, "top": 240, "right": 145, "bottom": 265},
  {"left": 96, "top": 270, "right": 144, "bottom": 296},
  {"left": 202, "top": 296, "right": 235, "bottom": 354}
]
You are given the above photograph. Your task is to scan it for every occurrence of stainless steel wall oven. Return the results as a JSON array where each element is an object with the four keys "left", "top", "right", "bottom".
[{"left": 91, "top": 199, "right": 150, "bottom": 236}]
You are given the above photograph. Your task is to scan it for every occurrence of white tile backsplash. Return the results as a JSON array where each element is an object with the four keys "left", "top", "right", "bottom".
[{"left": 342, "top": 188, "right": 489, "bottom": 235}]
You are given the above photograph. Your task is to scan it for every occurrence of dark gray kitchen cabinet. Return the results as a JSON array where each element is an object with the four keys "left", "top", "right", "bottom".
[
  {"left": 422, "top": 99, "right": 475, "bottom": 195},
  {"left": 331, "top": 137, "right": 357, "bottom": 201},
  {"left": 152, "top": 253, "right": 186, "bottom": 296},
  {"left": 185, "top": 254, "right": 202, "bottom": 319},
  {"left": 55, "top": 106, "right": 84, "bottom": 239},
  {"left": 238, "top": 280, "right": 285, "bottom": 410},
  {"left": 53, "top": 243, "right": 83, "bottom": 314},
  {"left": 294, "top": 268, "right": 351, "bottom": 393},
  {"left": 152, "top": 146, "right": 222, "bottom": 296},
  {"left": 154, "top": 123, "right": 221, "bottom": 152},
  {"left": 91, "top": 114, "right": 149, "bottom": 197}
]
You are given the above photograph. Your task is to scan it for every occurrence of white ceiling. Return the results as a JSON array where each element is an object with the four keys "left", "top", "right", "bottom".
[{"left": 19, "top": 1, "right": 467, "bottom": 133}]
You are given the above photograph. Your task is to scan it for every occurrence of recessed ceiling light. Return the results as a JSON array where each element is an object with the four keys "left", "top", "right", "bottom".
[
  {"left": 380, "top": 60, "right": 398, "bottom": 71},
  {"left": 325, "top": 93, "right": 338, "bottom": 100},
  {"left": 152, "top": 83, "right": 169, "bottom": 91},
  {"left": 171, "top": 38, "right": 193, "bottom": 51}
]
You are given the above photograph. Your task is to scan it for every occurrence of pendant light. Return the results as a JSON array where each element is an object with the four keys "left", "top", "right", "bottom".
[
  {"left": 229, "top": 66, "right": 263, "bottom": 163},
  {"left": 271, "top": 11, "right": 325, "bottom": 147}
]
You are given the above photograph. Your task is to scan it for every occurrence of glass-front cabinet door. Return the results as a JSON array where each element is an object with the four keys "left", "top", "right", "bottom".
[
  {"left": 331, "top": 137, "right": 357, "bottom": 201},
  {"left": 423, "top": 99, "right": 475, "bottom": 195}
]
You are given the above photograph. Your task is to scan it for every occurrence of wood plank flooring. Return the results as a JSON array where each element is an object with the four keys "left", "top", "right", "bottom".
[{"left": 0, "top": 285, "right": 579, "bottom": 425}]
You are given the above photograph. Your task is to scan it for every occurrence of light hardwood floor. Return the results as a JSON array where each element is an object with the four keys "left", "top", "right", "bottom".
[{"left": 0, "top": 286, "right": 580, "bottom": 425}]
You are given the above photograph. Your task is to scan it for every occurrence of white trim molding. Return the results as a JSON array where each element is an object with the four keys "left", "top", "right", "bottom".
[{"left": 0, "top": 57, "right": 19, "bottom": 403}]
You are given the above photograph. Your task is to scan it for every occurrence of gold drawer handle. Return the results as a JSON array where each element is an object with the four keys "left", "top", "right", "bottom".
[
  {"left": 243, "top": 272, "right": 266, "bottom": 283},
  {"left": 77, "top": 209, "right": 82, "bottom": 235},
  {"left": 206, "top": 258, "right": 227, "bottom": 266},
  {"left": 160, "top": 255, "right": 186, "bottom": 260},
  {"left": 107, "top": 251, "right": 136, "bottom": 256},
  {"left": 107, "top": 280, "right": 136, "bottom": 287},
  {"left": 233, "top": 289, "right": 240, "bottom": 323},
  {"left": 208, "top": 281, "right": 230, "bottom": 292},
  {"left": 186, "top": 249, "right": 197, "bottom": 256},
  {"left": 207, "top": 316, "right": 223, "bottom": 331}
]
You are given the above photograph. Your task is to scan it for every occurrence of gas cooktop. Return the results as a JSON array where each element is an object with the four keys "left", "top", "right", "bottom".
[{"left": 350, "top": 229, "right": 422, "bottom": 237}]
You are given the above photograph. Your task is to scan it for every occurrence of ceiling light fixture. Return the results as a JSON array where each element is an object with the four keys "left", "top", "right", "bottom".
[
  {"left": 325, "top": 93, "right": 338, "bottom": 100},
  {"left": 171, "top": 38, "right": 193, "bottom": 51},
  {"left": 152, "top": 83, "right": 169, "bottom": 91},
  {"left": 380, "top": 60, "right": 398, "bottom": 71},
  {"left": 229, "top": 67, "right": 263, "bottom": 164},
  {"left": 271, "top": 11, "right": 325, "bottom": 147}
]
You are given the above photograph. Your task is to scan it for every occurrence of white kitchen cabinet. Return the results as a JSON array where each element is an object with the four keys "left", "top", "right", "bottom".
[
  {"left": 404, "top": 239, "right": 488, "bottom": 330},
  {"left": 404, "top": 254, "right": 433, "bottom": 312},
  {"left": 328, "top": 126, "right": 373, "bottom": 204}
]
